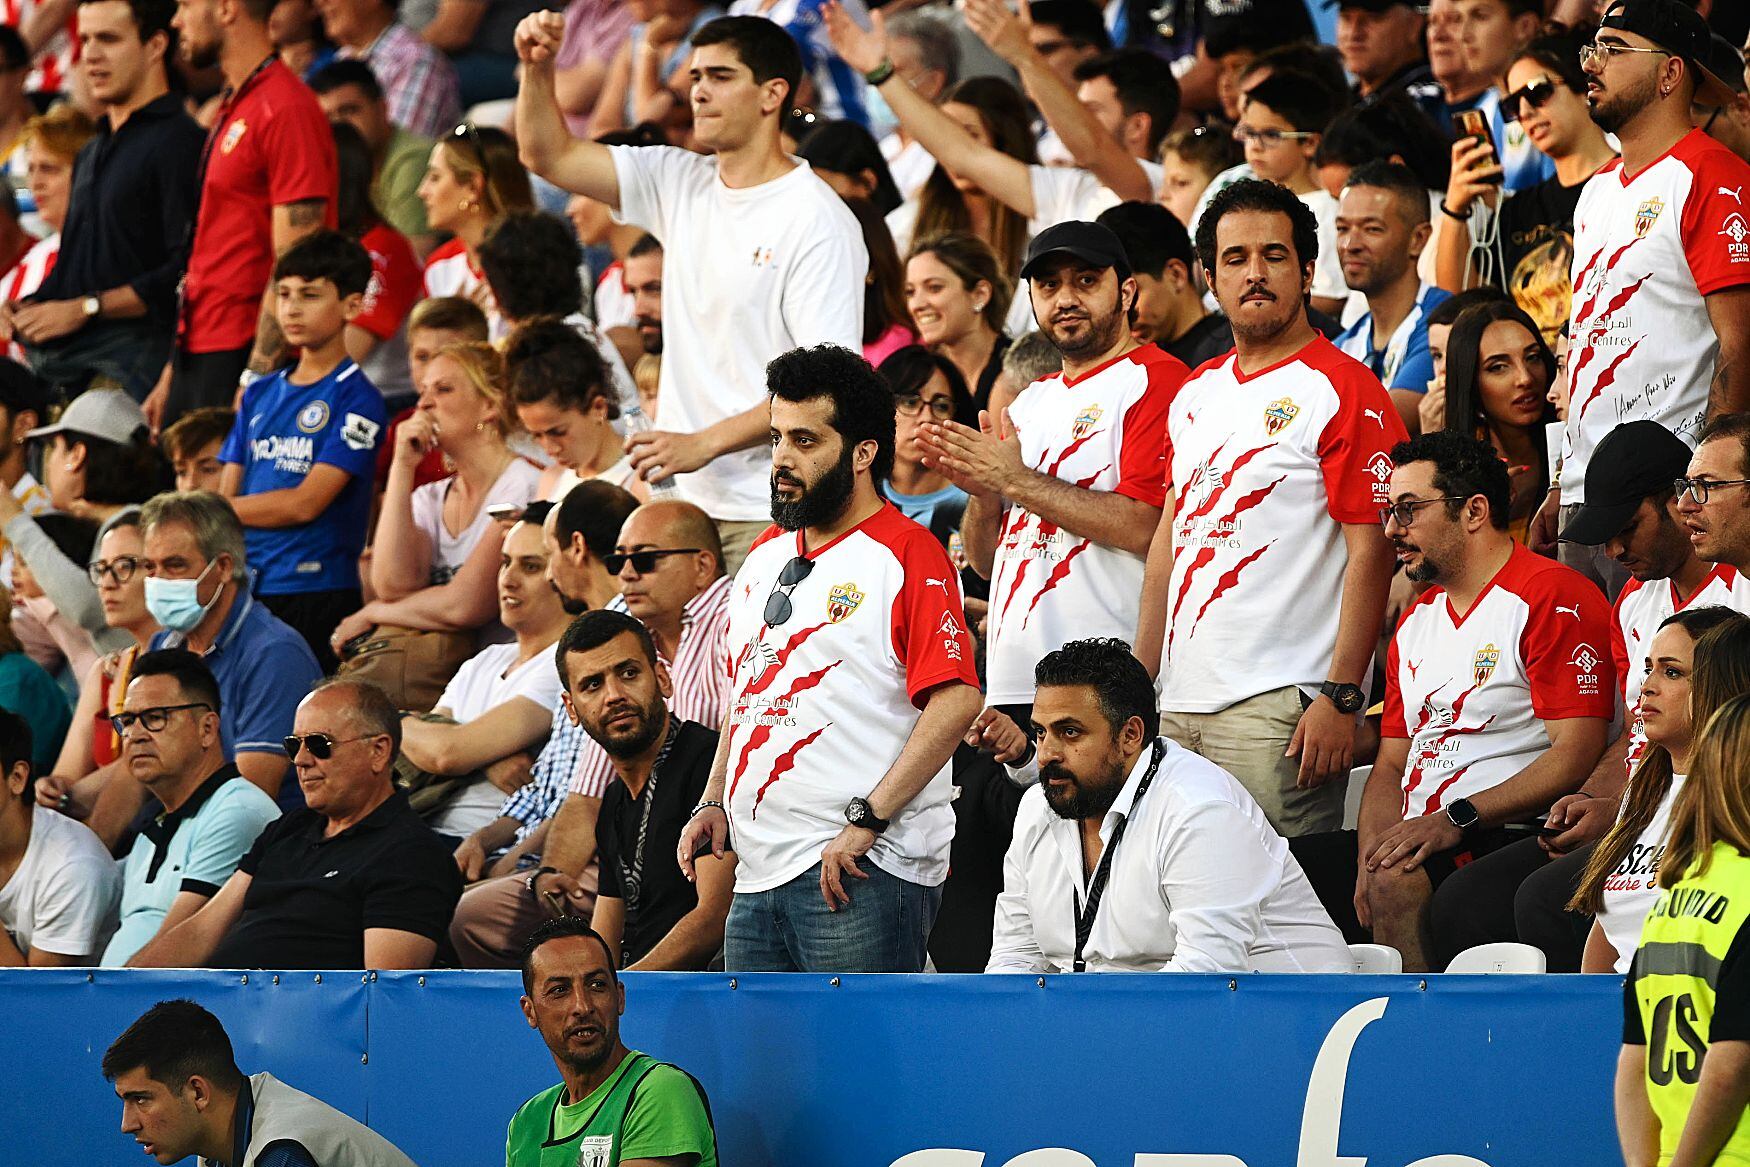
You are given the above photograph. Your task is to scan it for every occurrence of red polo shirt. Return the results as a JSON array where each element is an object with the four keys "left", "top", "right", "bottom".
[{"left": 182, "top": 58, "right": 336, "bottom": 354}]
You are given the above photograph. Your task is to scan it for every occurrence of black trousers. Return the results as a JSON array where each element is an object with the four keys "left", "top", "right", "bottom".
[
  {"left": 166, "top": 344, "right": 250, "bottom": 429},
  {"left": 260, "top": 587, "right": 362, "bottom": 676},
  {"left": 1428, "top": 837, "right": 1595, "bottom": 972}
]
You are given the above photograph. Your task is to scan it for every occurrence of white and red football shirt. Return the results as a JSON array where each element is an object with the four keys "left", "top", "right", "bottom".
[
  {"left": 1383, "top": 544, "right": 1615, "bottom": 821},
  {"left": 354, "top": 223, "right": 421, "bottom": 342},
  {"left": 1158, "top": 336, "right": 1406, "bottom": 713},
  {"left": 421, "top": 236, "right": 489, "bottom": 307},
  {"left": 722, "top": 504, "right": 978, "bottom": 893},
  {"left": 986, "top": 344, "right": 1184, "bottom": 705},
  {"left": 1, "top": 0, "right": 77, "bottom": 96},
  {"left": 1612, "top": 565, "right": 1750, "bottom": 772},
  {"left": 1563, "top": 130, "right": 1750, "bottom": 496},
  {"left": 0, "top": 232, "right": 55, "bottom": 363}
]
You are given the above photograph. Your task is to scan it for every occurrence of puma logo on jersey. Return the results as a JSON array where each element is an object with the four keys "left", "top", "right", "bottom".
[
  {"left": 1555, "top": 604, "right": 1581, "bottom": 619},
  {"left": 1724, "top": 186, "right": 1745, "bottom": 205},
  {"left": 1363, "top": 408, "right": 1386, "bottom": 428},
  {"left": 925, "top": 577, "right": 950, "bottom": 593}
]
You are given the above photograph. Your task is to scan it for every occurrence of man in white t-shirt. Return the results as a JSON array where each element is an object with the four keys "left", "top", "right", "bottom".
[
  {"left": 0, "top": 709, "right": 120, "bottom": 965},
  {"left": 516, "top": 12, "right": 867, "bottom": 575},
  {"left": 1359, "top": 431, "right": 1613, "bottom": 972},
  {"left": 988, "top": 638, "right": 1349, "bottom": 974},
  {"left": 398, "top": 513, "right": 569, "bottom": 837},
  {"left": 678, "top": 344, "right": 982, "bottom": 972},
  {"left": 1532, "top": 0, "right": 1750, "bottom": 593},
  {"left": 1136, "top": 179, "right": 1405, "bottom": 839},
  {"left": 920, "top": 221, "right": 1184, "bottom": 726}
]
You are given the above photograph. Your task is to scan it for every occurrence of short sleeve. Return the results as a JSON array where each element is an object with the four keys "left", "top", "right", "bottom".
[
  {"left": 1708, "top": 922, "right": 1750, "bottom": 1042},
  {"left": 1623, "top": 958, "right": 1646, "bottom": 1043},
  {"left": 229, "top": 627, "right": 322, "bottom": 756},
  {"left": 608, "top": 145, "right": 699, "bottom": 239},
  {"left": 777, "top": 214, "right": 867, "bottom": 352},
  {"left": 235, "top": 813, "right": 288, "bottom": 876},
  {"left": 595, "top": 803, "right": 623, "bottom": 900},
  {"left": 310, "top": 376, "right": 386, "bottom": 478},
  {"left": 260, "top": 89, "right": 338, "bottom": 210},
  {"left": 219, "top": 392, "right": 253, "bottom": 467},
  {"left": 351, "top": 229, "right": 423, "bottom": 341},
  {"left": 1381, "top": 631, "right": 1407, "bottom": 738},
  {"left": 409, "top": 480, "right": 446, "bottom": 544},
  {"left": 1390, "top": 333, "right": 1434, "bottom": 392},
  {"left": 1111, "top": 357, "right": 1184, "bottom": 508},
  {"left": 1610, "top": 586, "right": 1635, "bottom": 708},
  {"left": 179, "top": 789, "right": 280, "bottom": 894},
  {"left": 1028, "top": 165, "right": 1101, "bottom": 227},
  {"left": 887, "top": 531, "right": 979, "bottom": 706},
  {"left": 1316, "top": 364, "right": 1406, "bottom": 523},
  {"left": 1519, "top": 572, "right": 1616, "bottom": 722},
  {"left": 360, "top": 838, "right": 463, "bottom": 941},
  {"left": 618, "top": 1065, "right": 716, "bottom": 1164},
  {"left": 1678, "top": 150, "right": 1750, "bottom": 296},
  {"left": 24, "top": 836, "right": 119, "bottom": 957}
]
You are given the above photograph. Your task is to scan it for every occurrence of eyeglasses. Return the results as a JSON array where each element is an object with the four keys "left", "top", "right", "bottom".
[
  {"left": 1500, "top": 77, "right": 1561, "bottom": 122},
  {"left": 88, "top": 556, "right": 140, "bottom": 585},
  {"left": 1578, "top": 41, "right": 1672, "bottom": 69},
  {"left": 111, "top": 703, "right": 211, "bottom": 735},
  {"left": 449, "top": 121, "right": 487, "bottom": 168},
  {"left": 764, "top": 555, "right": 814, "bottom": 627},
  {"left": 1378, "top": 495, "right": 1467, "bottom": 528},
  {"left": 283, "top": 732, "right": 382, "bottom": 759},
  {"left": 1674, "top": 477, "right": 1750, "bottom": 506},
  {"left": 1232, "top": 125, "right": 1318, "bottom": 148},
  {"left": 896, "top": 393, "right": 956, "bottom": 421},
  {"left": 601, "top": 547, "right": 700, "bottom": 576}
]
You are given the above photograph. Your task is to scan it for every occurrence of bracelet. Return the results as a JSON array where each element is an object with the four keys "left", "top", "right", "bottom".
[
  {"left": 525, "top": 865, "right": 558, "bottom": 894},
  {"left": 1438, "top": 203, "right": 1469, "bottom": 222},
  {"left": 863, "top": 58, "right": 895, "bottom": 86},
  {"left": 689, "top": 799, "right": 726, "bottom": 820}
]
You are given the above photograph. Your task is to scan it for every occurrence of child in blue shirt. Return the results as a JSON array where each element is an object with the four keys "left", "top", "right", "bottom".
[{"left": 219, "top": 231, "right": 386, "bottom": 672}]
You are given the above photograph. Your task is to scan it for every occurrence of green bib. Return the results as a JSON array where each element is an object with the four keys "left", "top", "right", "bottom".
[{"left": 506, "top": 1052, "right": 715, "bottom": 1167}]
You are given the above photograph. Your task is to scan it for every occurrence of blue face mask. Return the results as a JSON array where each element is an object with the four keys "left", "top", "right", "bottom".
[
  {"left": 863, "top": 85, "right": 900, "bottom": 141},
  {"left": 144, "top": 559, "right": 223, "bottom": 633}
]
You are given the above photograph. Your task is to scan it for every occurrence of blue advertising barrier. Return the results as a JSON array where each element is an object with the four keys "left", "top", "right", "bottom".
[{"left": 4, "top": 970, "right": 1622, "bottom": 1167}]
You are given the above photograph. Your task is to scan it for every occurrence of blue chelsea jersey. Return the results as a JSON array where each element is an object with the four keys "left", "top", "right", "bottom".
[{"left": 220, "top": 359, "right": 386, "bottom": 595}]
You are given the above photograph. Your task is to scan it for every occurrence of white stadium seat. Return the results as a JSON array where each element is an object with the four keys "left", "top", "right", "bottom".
[
  {"left": 1445, "top": 942, "right": 1548, "bottom": 974},
  {"left": 1349, "top": 943, "right": 1403, "bottom": 974}
]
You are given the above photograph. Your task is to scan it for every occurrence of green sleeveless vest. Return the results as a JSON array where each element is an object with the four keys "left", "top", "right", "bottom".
[{"left": 506, "top": 1052, "right": 712, "bottom": 1167}]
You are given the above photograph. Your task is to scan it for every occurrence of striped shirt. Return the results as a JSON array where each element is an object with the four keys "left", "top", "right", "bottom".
[
  {"left": 567, "top": 575, "right": 732, "bottom": 795},
  {"left": 339, "top": 22, "right": 460, "bottom": 139},
  {"left": 0, "top": 233, "right": 57, "bottom": 362}
]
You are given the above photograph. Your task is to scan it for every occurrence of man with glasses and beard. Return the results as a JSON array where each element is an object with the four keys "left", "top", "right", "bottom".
[
  {"left": 920, "top": 221, "right": 1184, "bottom": 733},
  {"left": 677, "top": 344, "right": 981, "bottom": 973},
  {"left": 988, "top": 638, "right": 1348, "bottom": 974}
]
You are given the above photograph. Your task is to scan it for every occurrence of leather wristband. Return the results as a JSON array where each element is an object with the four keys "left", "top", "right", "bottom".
[
  {"left": 863, "top": 58, "right": 896, "bottom": 86},
  {"left": 1438, "top": 203, "right": 1469, "bottom": 222},
  {"left": 525, "top": 865, "right": 558, "bottom": 894},
  {"left": 689, "top": 799, "right": 726, "bottom": 820}
]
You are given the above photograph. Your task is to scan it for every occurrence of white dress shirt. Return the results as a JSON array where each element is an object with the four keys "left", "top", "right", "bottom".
[{"left": 987, "top": 737, "right": 1350, "bottom": 974}]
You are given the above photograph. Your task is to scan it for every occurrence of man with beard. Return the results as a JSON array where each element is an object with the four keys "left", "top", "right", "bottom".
[
  {"left": 1533, "top": 0, "right": 1750, "bottom": 594},
  {"left": 1357, "top": 432, "right": 1613, "bottom": 972},
  {"left": 987, "top": 638, "right": 1348, "bottom": 973},
  {"left": 1136, "top": 179, "right": 1405, "bottom": 840},
  {"left": 678, "top": 343, "right": 981, "bottom": 973},
  {"left": 921, "top": 221, "right": 1183, "bottom": 729},
  {"left": 508, "top": 916, "right": 717, "bottom": 1167},
  {"left": 161, "top": 0, "right": 336, "bottom": 426},
  {"left": 625, "top": 234, "right": 663, "bottom": 356},
  {"left": 560, "top": 610, "right": 729, "bottom": 970}
]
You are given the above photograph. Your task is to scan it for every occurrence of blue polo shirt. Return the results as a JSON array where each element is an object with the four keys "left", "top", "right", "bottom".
[
  {"left": 152, "top": 583, "right": 321, "bottom": 810},
  {"left": 1335, "top": 283, "right": 1452, "bottom": 393},
  {"left": 102, "top": 765, "right": 280, "bottom": 965},
  {"left": 219, "top": 358, "right": 385, "bottom": 596}
]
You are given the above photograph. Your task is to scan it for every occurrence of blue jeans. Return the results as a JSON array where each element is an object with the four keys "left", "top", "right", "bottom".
[{"left": 725, "top": 861, "right": 942, "bottom": 973}]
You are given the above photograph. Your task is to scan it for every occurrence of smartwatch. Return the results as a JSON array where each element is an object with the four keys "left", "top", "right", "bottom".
[
  {"left": 1445, "top": 798, "right": 1481, "bottom": 831},
  {"left": 1320, "top": 680, "right": 1366, "bottom": 715},
  {"left": 845, "top": 797, "right": 889, "bottom": 834}
]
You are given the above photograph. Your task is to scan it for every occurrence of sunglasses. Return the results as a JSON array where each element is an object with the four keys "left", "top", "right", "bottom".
[
  {"left": 601, "top": 547, "right": 700, "bottom": 576},
  {"left": 764, "top": 555, "right": 814, "bottom": 627},
  {"left": 449, "top": 121, "right": 487, "bottom": 168},
  {"left": 1500, "top": 76, "right": 1561, "bottom": 122},
  {"left": 88, "top": 555, "right": 140, "bottom": 585},
  {"left": 283, "top": 732, "right": 381, "bottom": 759},
  {"left": 111, "top": 703, "right": 211, "bottom": 735}
]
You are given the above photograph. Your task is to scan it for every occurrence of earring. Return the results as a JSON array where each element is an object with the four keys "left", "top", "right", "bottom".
[
  {"left": 459, "top": 197, "right": 479, "bottom": 213},
  {"left": 973, "top": 299, "right": 987, "bottom": 312}
]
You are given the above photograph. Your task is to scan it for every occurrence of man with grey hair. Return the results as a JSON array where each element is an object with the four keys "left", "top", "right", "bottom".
[
  {"left": 988, "top": 331, "right": 1064, "bottom": 416},
  {"left": 881, "top": 10, "right": 961, "bottom": 198},
  {"left": 129, "top": 678, "right": 462, "bottom": 969}
]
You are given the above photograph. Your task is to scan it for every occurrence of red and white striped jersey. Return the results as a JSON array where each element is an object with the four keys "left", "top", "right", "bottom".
[
  {"left": 1383, "top": 544, "right": 1615, "bottom": 821},
  {"left": 722, "top": 504, "right": 978, "bottom": 893},
  {"left": 1611, "top": 566, "right": 1750, "bottom": 772},
  {"left": 2, "top": 0, "right": 78, "bottom": 95},
  {"left": 0, "top": 231, "right": 55, "bottom": 362},
  {"left": 985, "top": 344, "right": 1184, "bottom": 705},
  {"left": 1157, "top": 335, "right": 1406, "bottom": 713},
  {"left": 1563, "top": 131, "right": 1750, "bottom": 496}
]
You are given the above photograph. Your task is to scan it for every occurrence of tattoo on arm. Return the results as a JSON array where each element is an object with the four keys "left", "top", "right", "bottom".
[{"left": 282, "top": 199, "right": 325, "bottom": 232}]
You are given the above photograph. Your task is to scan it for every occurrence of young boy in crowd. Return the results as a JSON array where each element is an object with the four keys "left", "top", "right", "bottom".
[
  {"left": 219, "top": 231, "right": 386, "bottom": 673},
  {"left": 162, "top": 408, "right": 237, "bottom": 493}
]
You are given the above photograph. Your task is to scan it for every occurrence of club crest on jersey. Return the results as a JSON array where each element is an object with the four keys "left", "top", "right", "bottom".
[
  {"left": 1722, "top": 212, "right": 1750, "bottom": 263},
  {"left": 1264, "top": 397, "right": 1299, "bottom": 436},
  {"left": 220, "top": 118, "right": 247, "bottom": 155},
  {"left": 1473, "top": 643, "right": 1501, "bottom": 687},
  {"left": 1072, "top": 405, "right": 1103, "bottom": 439},
  {"left": 575, "top": 1135, "right": 613, "bottom": 1167},
  {"left": 1635, "top": 197, "right": 1664, "bottom": 239},
  {"left": 827, "top": 582, "right": 864, "bottom": 623},
  {"left": 296, "top": 401, "right": 330, "bottom": 433}
]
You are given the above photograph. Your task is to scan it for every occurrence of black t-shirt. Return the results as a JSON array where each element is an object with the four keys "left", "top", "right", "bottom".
[
  {"left": 596, "top": 720, "right": 717, "bottom": 966},
  {"left": 1165, "top": 313, "right": 1235, "bottom": 371},
  {"left": 210, "top": 790, "right": 463, "bottom": 969},
  {"left": 1496, "top": 175, "right": 1587, "bottom": 339}
]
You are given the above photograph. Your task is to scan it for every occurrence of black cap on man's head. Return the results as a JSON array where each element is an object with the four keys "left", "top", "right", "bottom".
[
  {"left": 1599, "top": 0, "right": 1736, "bottom": 106},
  {"left": 1559, "top": 421, "right": 1694, "bottom": 546},
  {"left": 1020, "top": 221, "right": 1131, "bottom": 282}
]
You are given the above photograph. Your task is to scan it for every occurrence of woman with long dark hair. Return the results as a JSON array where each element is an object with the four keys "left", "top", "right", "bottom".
[
  {"left": 843, "top": 197, "right": 917, "bottom": 367},
  {"left": 905, "top": 233, "right": 1012, "bottom": 411},
  {"left": 799, "top": 121, "right": 903, "bottom": 217},
  {"left": 1441, "top": 300, "right": 1557, "bottom": 542}
]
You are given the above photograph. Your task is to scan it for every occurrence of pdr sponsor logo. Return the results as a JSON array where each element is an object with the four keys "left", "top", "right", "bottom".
[
  {"left": 1722, "top": 212, "right": 1750, "bottom": 264},
  {"left": 1571, "top": 642, "right": 1602, "bottom": 695},
  {"left": 1365, "top": 453, "right": 1393, "bottom": 505},
  {"left": 889, "top": 999, "right": 1493, "bottom": 1167}
]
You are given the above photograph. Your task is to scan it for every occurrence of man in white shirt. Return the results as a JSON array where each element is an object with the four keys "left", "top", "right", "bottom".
[
  {"left": 516, "top": 12, "right": 867, "bottom": 575},
  {"left": 988, "top": 637, "right": 1349, "bottom": 974},
  {"left": 0, "top": 708, "right": 119, "bottom": 965},
  {"left": 1359, "top": 431, "right": 1614, "bottom": 971},
  {"left": 679, "top": 344, "right": 982, "bottom": 972},
  {"left": 919, "top": 221, "right": 1184, "bottom": 725},
  {"left": 1136, "top": 178, "right": 1405, "bottom": 839}
]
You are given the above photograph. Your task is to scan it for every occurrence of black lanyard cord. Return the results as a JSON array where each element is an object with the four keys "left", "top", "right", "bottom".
[{"left": 1071, "top": 738, "right": 1164, "bottom": 973}]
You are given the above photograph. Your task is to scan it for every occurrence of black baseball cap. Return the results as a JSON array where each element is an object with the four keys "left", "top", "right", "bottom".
[
  {"left": 1559, "top": 420, "right": 1694, "bottom": 546},
  {"left": 1599, "top": 0, "right": 1737, "bottom": 107},
  {"left": 1019, "top": 221, "right": 1130, "bottom": 282},
  {"left": 1706, "top": 33, "right": 1747, "bottom": 97},
  {"left": 1329, "top": 0, "right": 1416, "bottom": 12}
]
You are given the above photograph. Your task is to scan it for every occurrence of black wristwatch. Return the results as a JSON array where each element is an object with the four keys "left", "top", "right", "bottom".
[
  {"left": 1320, "top": 680, "right": 1366, "bottom": 715},
  {"left": 845, "top": 797, "right": 889, "bottom": 834},
  {"left": 1445, "top": 798, "right": 1481, "bottom": 831}
]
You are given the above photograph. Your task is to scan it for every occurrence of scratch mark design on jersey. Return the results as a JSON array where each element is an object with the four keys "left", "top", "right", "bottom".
[
  {"left": 1188, "top": 541, "right": 1274, "bottom": 634},
  {"left": 1400, "top": 684, "right": 1494, "bottom": 817},
  {"left": 1072, "top": 405, "right": 1103, "bottom": 439},
  {"left": 1635, "top": 197, "right": 1664, "bottom": 239},
  {"left": 1473, "top": 644, "right": 1500, "bottom": 687},
  {"left": 826, "top": 582, "right": 863, "bottom": 623},
  {"left": 1264, "top": 397, "right": 1300, "bottom": 436},
  {"left": 1569, "top": 270, "right": 1649, "bottom": 421},
  {"left": 1020, "top": 538, "right": 1092, "bottom": 630},
  {"left": 727, "top": 660, "right": 841, "bottom": 804},
  {"left": 1424, "top": 762, "right": 1477, "bottom": 815},
  {"left": 752, "top": 724, "right": 830, "bottom": 815},
  {"left": 1169, "top": 474, "right": 1288, "bottom": 653}
]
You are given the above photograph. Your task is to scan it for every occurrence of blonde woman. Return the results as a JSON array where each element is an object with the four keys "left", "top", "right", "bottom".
[
  {"left": 416, "top": 124, "right": 534, "bottom": 331},
  {"left": 330, "top": 342, "right": 540, "bottom": 652},
  {"left": 0, "top": 105, "right": 97, "bottom": 355}
]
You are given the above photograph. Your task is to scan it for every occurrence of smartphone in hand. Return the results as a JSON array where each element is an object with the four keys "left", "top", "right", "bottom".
[{"left": 1455, "top": 108, "right": 1502, "bottom": 186}]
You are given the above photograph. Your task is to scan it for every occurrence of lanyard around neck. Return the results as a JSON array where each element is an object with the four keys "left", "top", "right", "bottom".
[{"left": 1071, "top": 738, "right": 1164, "bottom": 974}]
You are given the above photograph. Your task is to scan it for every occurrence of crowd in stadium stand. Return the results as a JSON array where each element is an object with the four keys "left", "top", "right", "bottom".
[{"left": 0, "top": 0, "right": 1749, "bottom": 1152}]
